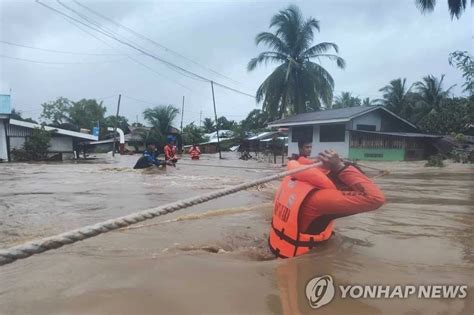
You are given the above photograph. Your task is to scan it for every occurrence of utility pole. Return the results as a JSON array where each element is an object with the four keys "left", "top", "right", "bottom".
[
  {"left": 180, "top": 96, "right": 185, "bottom": 132},
  {"left": 112, "top": 94, "right": 121, "bottom": 157},
  {"left": 210, "top": 81, "right": 222, "bottom": 159},
  {"left": 199, "top": 110, "right": 202, "bottom": 129}
]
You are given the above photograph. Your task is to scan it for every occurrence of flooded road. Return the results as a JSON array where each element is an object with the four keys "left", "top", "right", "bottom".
[{"left": 0, "top": 154, "right": 473, "bottom": 314}]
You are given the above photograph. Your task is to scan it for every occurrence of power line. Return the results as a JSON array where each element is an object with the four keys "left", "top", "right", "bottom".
[
  {"left": 36, "top": 0, "right": 256, "bottom": 99},
  {"left": 35, "top": 1, "right": 193, "bottom": 91},
  {"left": 72, "top": 0, "right": 244, "bottom": 86},
  {"left": 0, "top": 54, "right": 126, "bottom": 65},
  {"left": 0, "top": 40, "right": 127, "bottom": 56}
]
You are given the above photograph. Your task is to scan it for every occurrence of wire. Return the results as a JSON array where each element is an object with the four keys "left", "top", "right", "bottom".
[
  {"left": 72, "top": 0, "right": 244, "bottom": 86},
  {"left": 0, "top": 40, "right": 126, "bottom": 56},
  {"left": 35, "top": 1, "right": 193, "bottom": 91},
  {"left": 36, "top": 1, "right": 256, "bottom": 99},
  {"left": 0, "top": 54, "right": 126, "bottom": 64}
]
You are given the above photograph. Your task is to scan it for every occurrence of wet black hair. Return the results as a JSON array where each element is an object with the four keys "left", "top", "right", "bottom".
[{"left": 298, "top": 140, "right": 312, "bottom": 148}]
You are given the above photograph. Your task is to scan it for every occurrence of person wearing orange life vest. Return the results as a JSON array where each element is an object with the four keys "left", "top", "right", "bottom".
[
  {"left": 188, "top": 144, "right": 201, "bottom": 160},
  {"left": 164, "top": 140, "right": 178, "bottom": 164},
  {"left": 269, "top": 144, "right": 385, "bottom": 258}
]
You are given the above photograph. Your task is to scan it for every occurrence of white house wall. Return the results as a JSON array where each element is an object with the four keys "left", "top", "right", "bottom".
[
  {"left": 287, "top": 122, "right": 350, "bottom": 158},
  {"left": 0, "top": 120, "right": 7, "bottom": 161},
  {"left": 312, "top": 122, "right": 350, "bottom": 158},
  {"left": 351, "top": 110, "right": 381, "bottom": 130}
]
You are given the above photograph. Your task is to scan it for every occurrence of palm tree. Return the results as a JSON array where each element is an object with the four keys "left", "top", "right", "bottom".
[
  {"left": 332, "top": 92, "right": 361, "bottom": 109},
  {"left": 415, "top": 0, "right": 472, "bottom": 19},
  {"left": 413, "top": 74, "right": 455, "bottom": 118},
  {"left": 248, "top": 5, "right": 345, "bottom": 120},
  {"left": 202, "top": 118, "right": 216, "bottom": 133},
  {"left": 143, "top": 105, "right": 179, "bottom": 135},
  {"left": 379, "top": 78, "right": 414, "bottom": 118},
  {"left": 362, "top": 97, "right": 378, "bottom": 106}
]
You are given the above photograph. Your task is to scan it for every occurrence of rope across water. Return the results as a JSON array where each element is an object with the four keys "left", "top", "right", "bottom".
[{"left": 0, "top": 162, "right": 322, "bottom": 266}]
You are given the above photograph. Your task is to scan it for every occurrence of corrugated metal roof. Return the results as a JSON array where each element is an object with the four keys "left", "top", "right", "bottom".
[
  {"left": 9, "top": 119, "right": 98, "bottom": 140},
  {"left": 268, "top": 106, "right": 378, "bottom": 126},
  {"left": 267, "top": 105, "right": 417, "bottom": 130},
  {"left": 247, "top": 131, "right": 277, "bottom": 140},
  {"left": 350, "top": 130, "right": 442, "bottom": 138}
]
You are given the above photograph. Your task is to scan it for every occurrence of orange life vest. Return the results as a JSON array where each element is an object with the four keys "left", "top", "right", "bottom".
[
  {"left": 189, "top": 146, "right": 201, "bottom": 159},
  {"left": 269, "top": 163, "right": 336, "bottom": 258}
]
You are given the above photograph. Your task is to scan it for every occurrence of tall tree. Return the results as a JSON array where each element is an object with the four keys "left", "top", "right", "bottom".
[
  {"left": 248, "top": 5, "right": 345, "bottom": 120},
  {"left": 202, "top": 118, "right": 215, "bottom": 133},
  {"left": 362, "top": 97, "right": 378, "bottom": 106},
  {"left": 182, "top": 122, "right": 209, "bottom": 145},
  {"left": 217, "top": 116, "right": 237, "bottom": 130},
  {"left": 449, "top": 51, "right": 474, "bottom": 96},
  {"left": 40, "top": 97, "right": 72, "bottom": 127},
  {"left": 240, "top": 109, "right": 268, "bottom": 131},
  {"left": 413, "top": 74, "right": 455, "bottom": 118},
  {"left": 143, "top": 105, "right": 179, "bottom": 135},
  {"left": 68, "top": 99, "right": 107, "bottom": 131},
  {"left": 104, "top": 115, "right": 130, "bottom": 134},
  {"left": 415, "top": 0, "right": 472, "bottom": 19},
  {"left": 332, "top": 92, "right": 361, "bottom": 109},
  {"left": 379, "top": 78, "right": 414, "bottom": 118},
  {"left": 10, "top": 108, "right": 37, "bottom": 123}
]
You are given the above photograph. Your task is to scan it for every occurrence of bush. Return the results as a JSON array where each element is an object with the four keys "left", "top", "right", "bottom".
[
  {"left": 11, "top": 127, "right": 52, "bottom": 161},
  {"left": 425, "top": 154, "right": 445, "bottom": 167}
]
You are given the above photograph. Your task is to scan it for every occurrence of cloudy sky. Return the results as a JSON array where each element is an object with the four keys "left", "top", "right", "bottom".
[{"left": 0, "top": 0, "right": 471, "bottom": 127}]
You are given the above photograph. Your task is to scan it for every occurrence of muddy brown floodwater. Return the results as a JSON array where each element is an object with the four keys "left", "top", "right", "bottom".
[{"left": 0, "top": 153, "right": 473, "bottom": 315}]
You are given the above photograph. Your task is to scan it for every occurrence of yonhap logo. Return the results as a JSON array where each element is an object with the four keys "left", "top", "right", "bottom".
[
  {"left": 304, "top": 274, "right": 468, "bottom": 309},
  {"left": 305, "top": 275, "right": 335, "bottom": 309}
]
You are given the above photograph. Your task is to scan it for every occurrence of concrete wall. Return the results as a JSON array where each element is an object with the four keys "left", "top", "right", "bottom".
[
  {"left": 0, "top": 119, "right": 7, "bottom": 161},
  {"left": 351, "top": 110, "right": 381, "bottom": 131},
  {"left": 288, "top": 122, "right": 350, "bottom": 158}
]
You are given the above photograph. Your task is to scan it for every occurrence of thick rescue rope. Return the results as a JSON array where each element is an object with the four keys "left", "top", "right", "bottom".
[{"left": 0, "top": 162, "right": 322, "bottom": 266}]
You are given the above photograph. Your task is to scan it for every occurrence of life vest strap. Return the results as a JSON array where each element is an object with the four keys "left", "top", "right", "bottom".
[
  {"left": 271, "top": 221, "right": 332, "bottom": 248},
  {"left": 267, "top": 238, "right": 289, "bottom": 259}
]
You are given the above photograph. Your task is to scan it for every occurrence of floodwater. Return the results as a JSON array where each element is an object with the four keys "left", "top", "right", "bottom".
[{"left": 0, "top": 153, "right": 473, "bottom": 315}]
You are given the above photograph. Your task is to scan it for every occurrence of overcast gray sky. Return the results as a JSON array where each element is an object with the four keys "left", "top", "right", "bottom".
[{"left": 0, "top": 0, "right": 471, "bottom": 127}]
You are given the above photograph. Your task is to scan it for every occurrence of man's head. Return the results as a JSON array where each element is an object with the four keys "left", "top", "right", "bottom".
[
  {"left": 147, "top": 143, "right": 156, "bottom": 150},
  {"left": 298, "top": 141, "right": 312, "bottom": 157}
]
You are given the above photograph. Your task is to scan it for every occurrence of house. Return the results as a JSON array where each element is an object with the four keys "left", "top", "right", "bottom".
[
  {"left": 0, "top": 95, "right": 98, "bottom": 162},
  {"left": 268, "top": 106, "right": 442, "bottom": 161}
]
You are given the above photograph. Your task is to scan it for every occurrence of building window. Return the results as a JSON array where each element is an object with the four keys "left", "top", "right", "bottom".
[
  {"left": 320, "top": 124, "right": 345, "bottom": 142},
  {"left": 356, "top": 124, "right": 376, "bottom": 131},
  {"left": 364, "top": 153, "right": 384, "bottom": 158},
  {"left": 292, "top": 126, "right": 313, "bottom": 143}
]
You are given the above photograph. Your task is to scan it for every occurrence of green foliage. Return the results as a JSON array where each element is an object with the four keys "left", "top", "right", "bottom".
[
  {"left": 413, "top": 74, "right": 455, "bottom": 118},
  {"left": 449, "top": 51, "right": 474, "bottom": 96},
  {"left": 248, "top": 5, "right": 345, "bottom": 120},
  {"left": 10, "top": 108, "right": 37, "bottom": 123},
  {"left": 240, "top": 109, "right": 268, "bottom": 132},
  {"left": 182, "top": 123, "right": 209, "bottom": 145},
  {"left": 379, "top": 78, "right": 415, "bottom": 119},
  {"left": 202, "top": 118, "right": 215, "bottom": 133},
  {"left": 142, "top": 105, "right": 179, "bottom": 148},
  {"left": 332, "top": 92, "right": 361, "bottom": 109},
  {"left": 68, "top": 99, "right": 107, "bottom": 131},
  {"left": 104, "top": 115, "right": 130, "bottom": 133},
  {"left": 143, "top": 105, "right": 179, "bottom": 135},
  {"left": 217, "top": 116, "right": 237, "bottom": 130},
  {"left": 131, "top": 122, "right": 144, "bottom": 127},
  {"left": 415, "top": 0, "right": 470, "bottom": 19},
  {"left": 40, "top": 97, "right": 106, "bottom": 131},
  {"left": 417, "top": 97, "right": 474, "bottom": 134},
  {"left": 12, "top": 127, "right": 52, "bottom": 161},
  {"left": 362, "top": 98, "right": 378, "bottom": 106},
  {"left": 425, "top": 154, "right": 445, "bottom": 167},
  {"left": 40, "top": 97, "right": 72, "bottom": 127}
]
